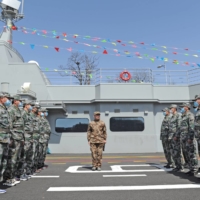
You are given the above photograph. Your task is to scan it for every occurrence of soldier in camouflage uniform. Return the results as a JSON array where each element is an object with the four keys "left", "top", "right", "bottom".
[
  {"left": 19, "top": 100, "right": 34, "bottom": 178},
  {"left": 193, "top": 95, "right": 200, "bottom": 156},
  {"left": 160, "top": 108, "right": 174, "bottom": 168},
  {"left": 193, "top": 94, "right": 200, "bottom": 172},
  {"left": 0, "top": 92, "right": 12, "bottom": 192},
  {"left": 30, "top": 103, "right": 41, "bottom": 174},
  {"left": 179, "top": 103, "right": 198, "bottom": 176},
  {"left": 37, "top": 108, "right": 46, "bottom": 170},
  {"left": 87, "top": 112, "right": 107, "bottom": 171},
  {"left": 40, "top": 108, "right": 51, "bottom": 169},
  {"left": 169, "top": 104, "right": 183, "bottom": 171},
  {"left": 3, "top": 95, "right": 25, "bottom": 186}
]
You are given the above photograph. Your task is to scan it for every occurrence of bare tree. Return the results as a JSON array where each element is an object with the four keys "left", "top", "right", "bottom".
[
  {"left": 59, "top": 52, "right": 99, "bottom": 85},
  {"left": 116, "top": 70, "right": 154, "bottom": 83}
]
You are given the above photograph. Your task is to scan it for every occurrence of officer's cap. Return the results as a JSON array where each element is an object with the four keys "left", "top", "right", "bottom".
[
  {"left": 13, "top": 95, "right": 24, "bottom": 101},
  {"left": 169, "top": 104, "right": 177, "bottom": 109},
  {"left": 0, "top": 92, "right": 13, "bottom": 99},
  {"left": 162, "top": 107, "right": 170, "bottom": 112},
  {"left": 94, "top": 111, "right": 101, "bottom": 116},
  {"left": 193, "top": 94, "right": 200, "bottom": 101},
  {"left": 179, "top": 102, "right": 191, "bottom": 109}
]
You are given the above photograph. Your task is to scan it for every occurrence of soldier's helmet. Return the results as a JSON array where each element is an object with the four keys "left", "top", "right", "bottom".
[
  {"left": 169, "top": 104, "right": 177, "bottom": 109},
  {"left": 0, "top": 92, "right": 13, "bottom": 99},
  {"left": 162, "top": 107, "right": 170, "bottom": 112},
  {"left": 193, "top": 94, "right": 200, "bottom": 101},
  {"left": 12, "top": 95, "right": 24, "bottom": 102},
  {"left": 179, "top": 102, "right": 191, "bottom": 109},
  {"left": 23, "top": 100, "right": 35, "bottom": 106}
]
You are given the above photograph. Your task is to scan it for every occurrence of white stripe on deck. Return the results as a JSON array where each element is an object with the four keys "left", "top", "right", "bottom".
[
  {"left": 47, "top": 184, "right": 200, "bottom": 192},
  {"left": 103, "top": 174, "right": 147, "bottom": 177},
  {"left": 32, "top": 176, "right": 60, "bottom": 178}
]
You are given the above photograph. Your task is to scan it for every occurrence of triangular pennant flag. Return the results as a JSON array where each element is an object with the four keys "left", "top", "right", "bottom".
[
  {"left": 7, "top": 40, "right": 12, "bottom": 44},
  {"left": 117, "top": 40, "right": 121, "bottom": 43},
  {"left": 54, "top": 69, "right": 58, "bottom": 71},
  {"left": 185, "top": 48, "right": 189, "bottom": 51},
  {"left": 92, "top": 51, "right": 98, "bottom": 54},
  {"left": 30, "top": 44, "right": 35, "bottom": 49},
  {"left": 163, "top": 50, "right": 168, "bottom": 54},
  {"left": 42, "top": 30, "right": 47, "bottom": 34},
  {"left": 161, "top": 46, "right": 167, "bottom": 49},
  {"left": 56, "top": 36, "right": 60, "bottom": 39},
  {"left": 20, "top": 42, "right": 25, "bottom": 45},
  {"left": 129, "top": 41, "right": 134, "bottom": 44},
  {"left": 173, "top": 52, "right": 177, "bottom": 55},
  {"left": 65, "top": 71, "right": 68, "bottom": 74},
  {"left": 103, "top": 50, "right": 108, "bottom": 54},
  {"left": 43, "top": 46, "right": 49, "bottom": 48},
  {"left": 63, "top": 33, "right": 67, "bottom": 37},
  {"left": 193, "top": 55, "right": 198, "bottom": 57},
  {"left": 101, "top": 40, "right": 107, "bottom": 42},
  {"left": 112, "top": 42, "right": 117, "bottom": 46},
  {"left": 55, "top": 47, "right": 59, "bottom": 52},
  {"left": 45, "top": 68, "right": 49, "bottom": 71},
  {"left": 197, "top": 64, "right": 200, "bottom": 67},
  {"left": 150, "top": 58, "right": 155, "bottom": 62},
  {"left": 89, "top": 74, "right": 93, "bottom": 79},
  {"left": 67, "top": 47, "right": 72, "bottom": 52},
  {"left": 140, "top": 42, "right": 145, "bottom": 45}
]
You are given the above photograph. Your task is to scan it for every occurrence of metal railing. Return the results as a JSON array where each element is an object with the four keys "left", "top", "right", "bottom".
[{"left": 40, "top": 68, "right": 200, "bottom": 86}]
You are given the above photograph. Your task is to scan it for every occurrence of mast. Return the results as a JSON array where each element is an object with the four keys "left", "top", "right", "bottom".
[{"left": 0, "top": 0, "right": 24, "bottom": 45}]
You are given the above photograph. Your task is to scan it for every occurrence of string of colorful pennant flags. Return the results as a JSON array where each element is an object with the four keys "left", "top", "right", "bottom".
[
  {"left": 14, "top": 27, "right": 200, "bottom": 59},
  {"left": 12, "top": 25, "right": 200, "bottom": 54},
  {"left": 11, "top": 40, "right": 200, "bottom": 67}
]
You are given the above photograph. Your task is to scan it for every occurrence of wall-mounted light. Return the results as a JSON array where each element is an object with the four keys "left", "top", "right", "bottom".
[
  {"left": 144, "top": 111, "right": 148, "bottom": 115},
  {"left": 105, "top": 111, "right": 109, "bottom": 116}
]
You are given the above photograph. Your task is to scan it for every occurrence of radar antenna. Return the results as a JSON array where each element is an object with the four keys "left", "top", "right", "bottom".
[{"left": 0, "top": 0, "right": 25, "bottom": 44}]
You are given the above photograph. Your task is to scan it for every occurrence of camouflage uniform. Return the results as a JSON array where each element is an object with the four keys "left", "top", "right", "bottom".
[
  {"left": 169, "top": 109, "right": 183, "bottom": 169},
  {"left": 41, "top": 115, "right": 51, "bottom": 167},
  {"left": 87, "top": 112, "right": 107, "bottom": 168},
  {"left": 30, "top": 111, "right": 41, "bottom": 173},
  {"left": 20, "top": 106, "right": 34, "bottom": 175},
  {"left": 179, "top": 103, "right": 198, "bottom": 172},
  {"left": 160, "top": 108, "right": 174, "bottom": 166},
  {"left": 37, "top": 114, "right": 46, "bottom": 169},
  {"left": 0, "top": 94, "right": 12, "bottom": 182},
  {"left": 4, "top": 101, "right": 24, "bottom": 180},
  {"left": 195, "top": 109, "right": 200, "bottom": 157}
]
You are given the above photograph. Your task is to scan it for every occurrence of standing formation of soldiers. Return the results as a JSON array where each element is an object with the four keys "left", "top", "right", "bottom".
[
  {"left": 160, "top": 94, "right": 200, "bottom": 176},
  {"left": 0, "top": 92, "right": 51, "bottom": 193}
]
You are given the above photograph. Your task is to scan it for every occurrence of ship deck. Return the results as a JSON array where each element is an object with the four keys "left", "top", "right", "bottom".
[{"left": 1, "top": 153, "right": 200, "bottom": 200}]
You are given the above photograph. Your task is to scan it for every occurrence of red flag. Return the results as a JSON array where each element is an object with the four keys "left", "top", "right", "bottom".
[
  {"left": 173, "top": 52, "right": 177, "bottom": 55},
  {"left": 12, "top": 26, "right": 17, "bottom": 30},
  {"left": 7, "top": 40, "right": 12, "bottom": 44},
  {"left": 63, "top": 33, "right": 67, "bottom": 37},
  {"left": 55, "top": 47, "right": 59, "bottom": 52},
  {"left": 184, "top": 62, "right": 189, "bottom": 65},
  {"left": 185, "top": 48, "right": 189, "bottom": 51},
  {"left": 140, "top": 42, "right": 144, "bottom": 45},
  {"left": 56, "top": 36, "right": 60, "bottom": 39},
  {"left": 117, "top": 40, "right": 121, "bottom": 43},
  {"left": 121, "top": 44, "right": 126, "bottom": 46},
  {"left": 103, "top": 50, "right": 108, "bottom": 54}
]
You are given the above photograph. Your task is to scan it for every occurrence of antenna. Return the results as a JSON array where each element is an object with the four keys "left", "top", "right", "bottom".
[
  {"left": 0, "top": 0, "right": 24, "bottom": 44},
  {"left": 0, "top": 0, "right": 25, "bottom": 23}
]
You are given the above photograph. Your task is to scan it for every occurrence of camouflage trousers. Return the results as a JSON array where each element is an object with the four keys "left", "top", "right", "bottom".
[
  {"left": 4, "top": 140, "right": 24, "bottom": 180},
  {"left": 186, "top": 140, "right": 198, "bottom": 171},
  {"left": 32, "top": 139, "right": 39, "bottom": 172},
  {"left": 17, "top": 140, "right": 33, "bottom": 175},
  {"left": 196, "top": 138, "right": 200, "bottom": 157},
  {"left": 171, "top": 138, "right": 183, "bottom": 169},
  {"left": 161, "top": 138, "right": 174, "bottom": 165},
  {"left": 37, "top": 142, "right": 47, "bottom": 169},
  {"left": 0, "top": 143, "right": 9, "bottom": 182},
  {"left": 181, "top": 139, "right": 189, "bottom": 165},
  {"left": 90, "top": 143, "right": 104, "bottom": 167}
]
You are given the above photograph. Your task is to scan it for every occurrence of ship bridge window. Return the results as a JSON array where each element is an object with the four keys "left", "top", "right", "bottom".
[
  {"left": 110, "top": 117, "right": 144, "bottom": 132},
  {"left": 55, "top": 118, "right": 89, "bottom": 133}
]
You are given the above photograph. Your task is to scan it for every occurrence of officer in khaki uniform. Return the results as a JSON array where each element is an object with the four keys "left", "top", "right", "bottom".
[{"left": 87, "top": 112, "right": 107, "bottom": 171}]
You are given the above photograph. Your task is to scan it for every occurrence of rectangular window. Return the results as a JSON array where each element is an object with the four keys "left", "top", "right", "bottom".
[
  {"left": 110, "top": 117, "right": 144, "bottom": 132},
  {"left": 56, "top": 118, "right": 89, "bottom": 133}
]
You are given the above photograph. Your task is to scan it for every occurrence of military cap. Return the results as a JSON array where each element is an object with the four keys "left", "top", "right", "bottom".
[
  {"left": 179, "top": 102, "right": 191, "bottom": 108},
  {"left": 162, "top": 107, "right": 170, "bottom": 112},
  {"left": 0, "top": 92, "right": 13, "bottom": 99},
  {"left": 94, "top": 111, "right": 101, "bottom": 115},
  {"left": 41, "top": 108, "right": 48, "bottom": 112},
  {"left": 13, "top": 95, "right": 24, "bottom": 101},
  {"left": 169, "top": 104, "right": 177, "bottom": 109},
  {"left": 193, "top": 94, "right": 200, "bottom": 101},
  {"left": 23, "top": 100, "right": 34, "bottom": 106}
]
